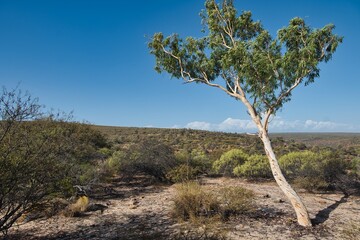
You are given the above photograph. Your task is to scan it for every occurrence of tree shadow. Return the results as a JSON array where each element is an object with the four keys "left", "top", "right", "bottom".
[
  {"left": 7, "top": 212, "right": 174, "bottom": 240},
  {"left": 88, "top": 175, "right": 169, "bottom": 201},
  {"left": 311, "top": 193, "right": 349, "bottom": 226}
]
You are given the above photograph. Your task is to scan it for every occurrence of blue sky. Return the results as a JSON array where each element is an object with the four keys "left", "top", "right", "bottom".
[{"left": 0, "top": 0, "right": 359, "bottom": 132}]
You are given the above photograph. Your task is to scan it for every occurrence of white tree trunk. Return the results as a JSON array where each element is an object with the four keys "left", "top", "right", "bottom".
[{"left": 260, "top": 131, "right": 312, "bottom": 227}]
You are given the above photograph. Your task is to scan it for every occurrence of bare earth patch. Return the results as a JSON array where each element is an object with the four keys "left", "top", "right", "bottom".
[{"left": 5, "top": 176, "right": 360, "bottom": 240}]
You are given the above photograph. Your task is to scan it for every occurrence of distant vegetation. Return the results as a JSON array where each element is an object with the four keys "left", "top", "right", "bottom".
[
  {"left": 94, "top": 125, "right": 360, "bottom": 191},
  {"left": 1, "top": 88, "right": 359, "bottom": 235}
]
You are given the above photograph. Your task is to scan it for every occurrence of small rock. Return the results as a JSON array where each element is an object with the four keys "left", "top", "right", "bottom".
[
  {"left": 263, "top": 194, "right": 271, "bottom": 198},
  {"left": 277, "top": 198, "right": 285, "bottom": 203}
]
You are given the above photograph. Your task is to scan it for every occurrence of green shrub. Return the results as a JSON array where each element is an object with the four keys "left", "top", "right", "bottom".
[
  {"left": 172, "top": 182, "right": 221, "bottom": 221},
  {"left": 190, "top": 149, "right": 212, "bottom": 173},
  {"left": 213, "top": 149, "right": 249, "bottom": 176},
  {"left": 350, "top": 157, "right": 360, "bottom": 178},
  {"left": 175, "top": 149, "right": 212, "bottom": 175},
  {"left": 98, "top": 147, "right": 113, "bottom": 157},
  {"left": 166, "top": 164, "right": 199, "bottom": 183},
  {"left": 105, "top": 150, "right": 125, "bottom": 174},
  {"left": 279, "top": 150, "right": 347, "bottom": 190},
  {"left": 233, "top": 154, "right": 272, "bottom": 178}
]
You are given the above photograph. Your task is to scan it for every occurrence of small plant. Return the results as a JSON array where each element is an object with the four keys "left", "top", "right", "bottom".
[
  {"left": 219, "top": 186, "right": 255, "bottom": 218},
  {"left": 63, "top": 195, "right": 89, "bottom": 217},
  {"left": 172, "top": 182, "right": 221, "bottom": 221}
]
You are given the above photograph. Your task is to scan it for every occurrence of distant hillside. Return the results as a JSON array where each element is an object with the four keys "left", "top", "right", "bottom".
[
  {"left": 271, "top": 132, "right": 360, "bottom": 148},
  {"left": 92, "top": 126, "right": 360, "bottom": 154},
  {"left": 91, "top": 126, "right": 317, "bottom": 157}
]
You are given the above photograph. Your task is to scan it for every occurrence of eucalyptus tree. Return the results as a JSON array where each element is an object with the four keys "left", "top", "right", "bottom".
[{"left": 149, "top": 0, "right": 342, "bottom": 226}]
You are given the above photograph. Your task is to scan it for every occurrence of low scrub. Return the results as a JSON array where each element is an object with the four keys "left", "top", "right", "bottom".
[
  {"left": 172, "top": 182, "right": 221, "bottom": 221},
  {"left": 219, "top": 186, "right": 255, "bottom": 218},
  {"left": 172, "top": 182, "right": 255, "bottom": 223},
  {"left": 166, "top": 164, "right": 199, "bottom": 183},
  {"left": 350, "top": 157, "right": 360, "bottom": 178},
  {"left": 279, "top": 150, "right": 347, "bottom": 191},
  {"left": 108, "top": 140, "right": 177, "bottom": 181}
]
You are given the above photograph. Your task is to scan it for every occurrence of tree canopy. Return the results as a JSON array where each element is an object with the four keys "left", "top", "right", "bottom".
[{"left": 149, "top": 0, "right": 342, "bottom": 132}]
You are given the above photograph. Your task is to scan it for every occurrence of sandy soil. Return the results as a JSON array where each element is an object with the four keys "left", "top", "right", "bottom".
[{"left": 5, "top": 176, "right": 360, "bottom": 240}]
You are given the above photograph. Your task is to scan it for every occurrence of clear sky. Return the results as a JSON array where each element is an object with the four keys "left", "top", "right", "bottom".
[{"left": 1, "top": 0, "right": 359, "bottom": 132}]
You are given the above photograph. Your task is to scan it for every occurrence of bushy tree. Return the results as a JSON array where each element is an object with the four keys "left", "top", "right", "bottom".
[
  {"left": 149, "top": 0, "right": 342, "bottom": 226},
  {"left": 0, "top": 88, "right": 105, "bottom": 234}
]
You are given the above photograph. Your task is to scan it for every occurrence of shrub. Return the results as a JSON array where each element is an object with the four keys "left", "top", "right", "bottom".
[
  {"left": 0, "top": 88, "right": 107, "bottom": 234},
  {"left": 166, "top": 164, "right": 199, "bottom": 183},
  {"left": 190, "top": 149, "right": 212, "bottom": 173},
  {"left": 172, "top": 182, "right": 255, "bottom": 223},
  {"left": 233, "top": 154, "right": 272, "bottom": 179},
  {"left": 350, "top": 157, "right": 360, "bottom": 178},
  {"left": 172, "top": 182, "right": 221, "bottom": 221},
  {"left": 116, "top": 140, "right": 177, "bottom": 181},
  {"left": 105, "top": 150, "right": 126, "bottom": 174},
  {"left": 219, "top": 186, "right": 255, "bottom": 218},
  {"left": 279, "top": 150, "right": 347, "bottom": 191},
  {"left": 174, "top": 149, "right": 213, "bottom": 176},
  {"left": 213, "top": 149, "right": 249, "bottom": 176}
]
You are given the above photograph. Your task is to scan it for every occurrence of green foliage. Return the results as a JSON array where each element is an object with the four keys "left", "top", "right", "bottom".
[
  {"left": 149, "top": 0, "right": 342, "bottom": 115},
  {"left": 213, "top": 149, "right": 249, "bottom": 176},
  {"left": 166, "top": 164, "right": 199, "bottom": 183},
  {"left": 350, "top": 157, "right": 360, "bottom": 178},
  {"left": 233, "top": 154, "right": 272, "bottom": 178},
  {"left": 105, "top": 150, "right": 126, "bottom": 174},
  {"left": 279, "top": 150, "right": 347, "bottom": 190},
  {"left": 190, "top": 148, "right": 212, "bottom": 173}
]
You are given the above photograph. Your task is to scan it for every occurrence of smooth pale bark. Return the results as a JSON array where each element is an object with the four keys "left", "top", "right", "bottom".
[
  {"left": 236, "top": 91, "right": 312, "bottom": 227},
  {"left": 260, "top": 131, "right": 312, "bottom": 227}
]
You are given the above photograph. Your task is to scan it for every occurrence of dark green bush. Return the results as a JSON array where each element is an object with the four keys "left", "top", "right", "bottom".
[{"left": 115, "top": 140, "right": 177, "bottom": 181}]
